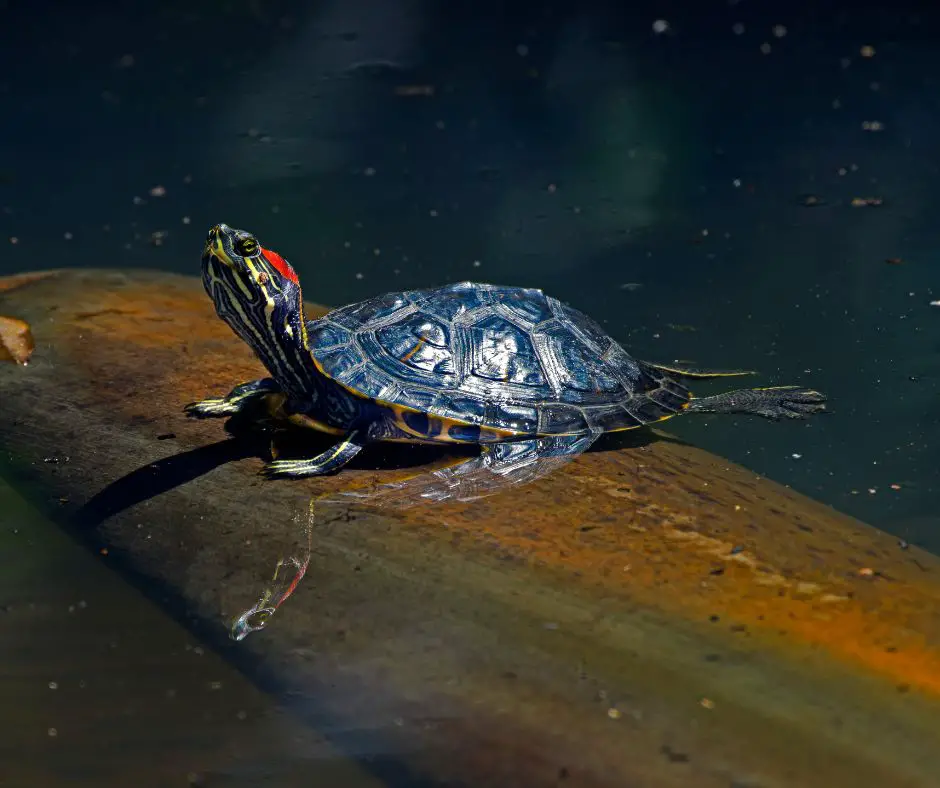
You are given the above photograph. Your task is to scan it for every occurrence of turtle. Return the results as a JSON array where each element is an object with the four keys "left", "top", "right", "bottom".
[{"left": 186, "top": 223, "right": 827, "bottom": 488}]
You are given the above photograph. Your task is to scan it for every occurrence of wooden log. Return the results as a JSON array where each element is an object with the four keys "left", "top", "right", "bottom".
[{"left": 1, "top": 268, "right": 939, "bottom": 788}]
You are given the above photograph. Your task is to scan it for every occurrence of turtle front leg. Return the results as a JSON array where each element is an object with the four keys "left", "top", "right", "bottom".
[
  {"left": 261, "top": 428, "right": 367, "bottom": 479},
  {"left": 184, "top": 378, "right": 282, "bottom": 419}
]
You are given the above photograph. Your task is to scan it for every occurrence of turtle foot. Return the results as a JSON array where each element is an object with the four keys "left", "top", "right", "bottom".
[{"left": 184, "top": 398, "right": 240, "bottom": 419}]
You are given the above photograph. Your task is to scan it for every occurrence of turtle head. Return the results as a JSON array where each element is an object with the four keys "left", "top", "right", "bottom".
[
  {"left": 202, "top": 223, "right": 301, "bottom": 294},
  {"left": 201, "top": 223, "right": 312, "bottom": 388}
]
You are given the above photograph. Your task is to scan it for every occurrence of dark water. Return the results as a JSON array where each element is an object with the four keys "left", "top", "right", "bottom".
[
  {"left": 2, "top": 0, "right": 938, "bottom": 783},
  {"left": 0, "top": 479, "right": 384, "bottom": 788}
]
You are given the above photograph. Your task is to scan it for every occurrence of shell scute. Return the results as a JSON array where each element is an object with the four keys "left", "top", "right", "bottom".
[{"left": 309, "top": 282, "right": 688, "bottom": 436}]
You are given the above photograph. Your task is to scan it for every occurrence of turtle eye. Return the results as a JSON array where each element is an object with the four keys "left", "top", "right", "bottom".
[{"left": 236, "top": 237, "right": 259, "bottom": 257}]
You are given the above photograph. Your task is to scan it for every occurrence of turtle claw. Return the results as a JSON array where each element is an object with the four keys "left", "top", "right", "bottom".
[
  {"left": 259, "top": 459, "right": 319, "bottom": 480},
  {"left": 184, "top": 399, "right": 239, "bottom": 419},
  {"left": 260, "top": 432, "right": 366, "bottom": 480},
  {"left": 184, "top": 379, "right": 282, "bottom": 420}
]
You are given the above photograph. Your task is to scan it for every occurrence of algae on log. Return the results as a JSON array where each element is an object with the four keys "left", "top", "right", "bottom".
[{"left": 1, "top": 268, "right": 939, "bottom": 788}]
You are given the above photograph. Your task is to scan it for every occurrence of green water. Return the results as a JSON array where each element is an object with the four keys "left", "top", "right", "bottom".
[{"left": 0, "top": 478, "right": 381, "bottom": 788}]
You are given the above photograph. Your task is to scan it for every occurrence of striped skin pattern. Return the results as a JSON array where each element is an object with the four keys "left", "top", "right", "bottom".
[{"left": 189, "top": 224, "right": 826, "bottom": 482}]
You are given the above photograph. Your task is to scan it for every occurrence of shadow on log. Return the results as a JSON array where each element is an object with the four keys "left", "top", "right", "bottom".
[{"left": 2, "top": 269, "right": 939, "bottom": 788}]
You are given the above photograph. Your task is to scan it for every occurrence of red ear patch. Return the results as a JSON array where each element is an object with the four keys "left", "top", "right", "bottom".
[{"left": 261, "top": 247, "right": 299, "bottom": 285}]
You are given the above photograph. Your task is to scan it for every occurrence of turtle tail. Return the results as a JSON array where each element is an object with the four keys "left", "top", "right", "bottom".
[{"left": 641, "top": 360, "right": 757, "bottom": 380}]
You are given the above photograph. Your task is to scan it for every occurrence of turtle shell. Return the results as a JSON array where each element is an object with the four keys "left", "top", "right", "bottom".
[{"left": 306, "top": 282, "right": 691, "bottom": 435}]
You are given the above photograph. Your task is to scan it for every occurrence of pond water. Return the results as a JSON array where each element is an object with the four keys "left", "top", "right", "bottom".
[
  {"left": 0, "top": 478, "right": 385, "bottom": 787},
  {"left": 1, "top": 0, "right": 938, "bottom": 785}
]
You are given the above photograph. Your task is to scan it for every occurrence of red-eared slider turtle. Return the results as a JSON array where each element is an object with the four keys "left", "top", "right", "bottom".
[{"left": 186, "top": 223, "right": 827, "bottom": 481}]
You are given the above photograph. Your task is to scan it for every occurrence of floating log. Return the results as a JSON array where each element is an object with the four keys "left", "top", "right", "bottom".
[{"left": 1, "top": 269, "right": 938, "bottom": 788}]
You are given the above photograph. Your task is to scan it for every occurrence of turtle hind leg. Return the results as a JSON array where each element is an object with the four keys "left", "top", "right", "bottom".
[
  {"left": 687, "top": 386, "right": 827, "bottom": 420},
  {"left": 335, "top": 432, "right": 600, "bottom": 508},
  {"left": 261, "top": 429, "right": 367, "bottom": 479},
  {"left": 185, "top": 378, "right": 281, "bottom": 419}
]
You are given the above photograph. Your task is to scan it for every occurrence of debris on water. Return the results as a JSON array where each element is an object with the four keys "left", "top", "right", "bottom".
[
  {"left": 0, "top": 315, "right": 35, "bottom": 365},
  {"left": 700, "top": 697, "right": 715, "bottom": 709},
  {"left": 929, "top": 300, "right": 940, "bottom": 307},
  {"left": 149, "top": 185, "right": 166, "bottom": 197},
  {"left": 150, "top": 230, "right": 168, "bottom": 247},
  {"left": 800, "top": 194, "right": 828, "bottom": 208},
  {"left": 660, "top": 744, "right": 690, "bottom": 763},
  {"left": 342, "top": 59, "right": 408, "bottom": 75},
  {"left": 885, "top": 257, "right": 903, "bottom": 265},
  {"left": 394, "top": 84, "right": 435, "bottom": 97},
  {"left": 730, "top": 545, "right": 745, "bottom": 555},
  {"left": 861, "top": 120, "right": 885, "bottom": 132},
  {"left": 850, "top": 196, "right": 883, "bottom": 207},
  {"left": 799, "top": 194, "right": 826, "bottom": 207},
  {"left": 619, "top": 282, "right": 643, "bottom": 291},
  {"left": 858, "top": 567, "right": 876, "bottom": 578}
]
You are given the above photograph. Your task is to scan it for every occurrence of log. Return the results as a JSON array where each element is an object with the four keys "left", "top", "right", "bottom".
[{"left": 1, "top": 268, "right": 939, "bottom": 788}]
